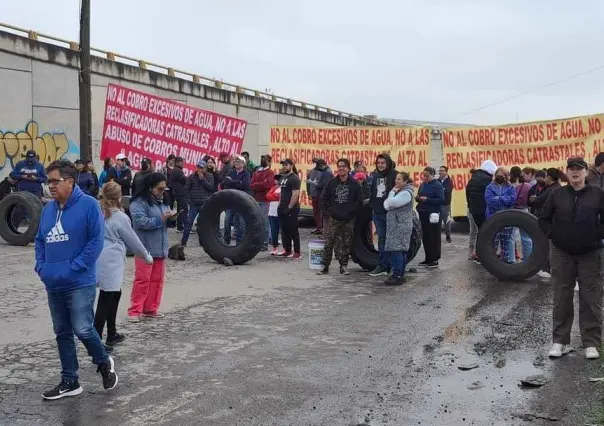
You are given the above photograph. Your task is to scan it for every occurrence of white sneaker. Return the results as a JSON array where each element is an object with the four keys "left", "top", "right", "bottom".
[
  {"left": 574, "top": 281, "right": 579, "bottom": 291},
  {"left": 586, "top": 347, "right": 600, "bottom": 360},
  {"left": 548, "top": 343, "right": 574, "bottom": 358},
  {"left": 537, "top": 270, "right": 551, "bottom": 279}
]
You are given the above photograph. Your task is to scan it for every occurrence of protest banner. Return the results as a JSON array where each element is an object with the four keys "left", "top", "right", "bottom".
[
  {"left": 100, "top": 83, "right": 247, "bottom": 174},
  {"left": 269, "top": 125, "right": 431, "bottom": 208},
  {"left": 442, "top": 113, "right": 604, "bottom": 217}
]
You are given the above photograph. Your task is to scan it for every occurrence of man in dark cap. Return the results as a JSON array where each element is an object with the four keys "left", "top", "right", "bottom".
[
  {"left": 539, "top": 157, "right": 604, "bottom": 360},
  {"left": 307, "top": 158, "right": 332, "bottom": 235},
  {"left": 9, "top": 149, "right": 47, "bottom": 197},
  {"left": 277, "top": 158, "right": 301, "bottom": 259}
]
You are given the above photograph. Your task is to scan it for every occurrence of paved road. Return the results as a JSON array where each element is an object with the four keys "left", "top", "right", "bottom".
[{"left": 0, "top": 229, "right": 601, "bottom": 425}]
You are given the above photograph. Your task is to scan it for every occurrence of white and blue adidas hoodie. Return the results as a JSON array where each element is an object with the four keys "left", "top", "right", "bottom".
[{"left": 34, "top": 185, "right": 104, "bottom": 292}]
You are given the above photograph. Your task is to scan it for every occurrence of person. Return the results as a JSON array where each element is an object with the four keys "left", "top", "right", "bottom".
[
  {"left": 74, "top": 159, "right": 96, "bottom": 196},
  {"left": 181, "top": 160, "right": 215, "bottom": 246},
  {"left": 98, "top": 158, "right": 114, "bottom": 188},
  {"left": 250, "top": 154, "right": 275, "bottom": 250},
  {"left": 416, "top": 167, "right": 445, "bottom": 268},
  {"left": 510, "top": 167, "right": 533, "bottom": 262},
  {"left": 159, "top": 154, "right": 176, "bottom": 211},
  {"left": 317, "top": 158, "right": 363, "bottom": 275},
  {"left": 522, "top": 167, "right": 537, "bottom": 187},
  {"left": 9, "top": 149, "right": 47, "bottom": 197},
  {"left": 466, "top": 160, "right": 497, "bottom": 231},
  {"left": 266, "top": 174, "right": 282, "bottom": 255},
  {"left": 381, "top": 171, "right": 415, "bottom": 285},
  {"left": 107, "top": 153, "right": 132, "bottom": 196},
  {"left": 438, "top": 165, "right": 454, "bottom": 243},
  {"left": 132, "top": 157, "right": 154, "bottom": 196},
  {"left": 587, "top": 152, "right": 604, "bottom": 188},
  {"left": 528, "top": 170, "right": 546, "bottom": 214},
  {"left": 85, "top": 160, "right": 100, "bottom": 198},
  {"left": 221, "top": 155, "right": 250, "bottom": 245},
  {"left": 203, "top": 155, "right": 220, "bottom": 190},
  {"left": 128, "top": 173, "right": 173, "bottom": 322},
  {"left": 171, "top": 157, "right": 188, "bottom": 232},
  {"left": 485, "top": 167, "right": 517, "bottom": 263},
  {"left": 95, "top": 181, "right": 152, "bottom": 350},
  {"left": 307, "top": 158, "right": 332, "bottom": 236},
  {"left": 241, "top": 151, "right": 257, "bottom": 173},
  {"left": 538, "top": 157, "right": 604, "bottom": 360},
  {"left": 368, "top": 154, "right": 397, "bottom": 277},
  {"left": 277, "top": 158, "right": 302, "bottom": 259},
  {"left": 34, "top": 159, "right": 117, "bottom": 400},
  {"left": 218, "top": 152, "right": 233, "bottom": 187}
]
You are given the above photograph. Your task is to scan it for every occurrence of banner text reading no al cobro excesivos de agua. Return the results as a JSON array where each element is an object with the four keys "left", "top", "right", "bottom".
[
  {"left": 269, "top": 125, "right": 431, "bottom": 208},
  {"left": 442, "top": 113, "right": 604, "bottom": 217}
]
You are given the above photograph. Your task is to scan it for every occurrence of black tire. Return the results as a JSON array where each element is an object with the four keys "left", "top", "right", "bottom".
[
  {"left": 351, "top": 204, "right": 422, "bottom": 271},
  {"left": 0, "top": 192, "right": 43, "bottom": 246},
  {"left": 476, "top": 209, "right": 548, "bottom": 281},
  {"left": 197, "top": 190, "right": 264, "bottom": 265}
]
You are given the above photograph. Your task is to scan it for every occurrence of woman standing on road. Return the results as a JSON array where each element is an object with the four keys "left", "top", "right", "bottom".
[
  {"left": 95, "top": 181, "right": 153, "bottom": 348},
  {"left": 485, "top": 167, "right": 517, "bottom": 263},
  {"left": 415, "top": 167, "right": 445, "bottom": 269},
  {"left": 128, "top": 173, "right": 174, "bottom": 322}
]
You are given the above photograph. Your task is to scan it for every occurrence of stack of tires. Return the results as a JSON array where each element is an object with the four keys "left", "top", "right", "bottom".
[{"left": 0, "top": 192, "right": 44, "bottom": 246}]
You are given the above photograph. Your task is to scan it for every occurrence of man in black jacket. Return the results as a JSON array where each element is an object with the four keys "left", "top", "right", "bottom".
[
  {"left": 530, "top": 168, "right": 561, "bottom": 217},
  {"left": 538, "top": 157, "right": 604, "bottom": 360},
  {"left": 368, "top": 154, "right": 397, "bottom": 277},
  {"left": 438, "top": 165, "right": 454, "bottom": 243},
  {"left": 170, "top": 157, "right": 188, "bottom": 232},
  {"left": 465, "top": 159, "right": 497, "bottom": 230},
  {"left": 131, "top": 158, "right": 154, "bottom": 196},
  {"left": 317, "top": 158, "right": 363, "bottom": 276},
  {"left": 181, "top": 160, "right": 215, "bottom": 246}
]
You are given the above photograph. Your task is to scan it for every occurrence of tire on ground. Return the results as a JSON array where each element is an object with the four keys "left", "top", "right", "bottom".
[
  {"left": 476, "top": 209, "right": 548, "bottom": 281},
  {"left": 351, "top": 204, "right": 423, "bottom": 271},
  {"left": 197, "top": 189, "right": 264, "bottom": 265},
  {"left": 0, "top": 192, "right": 44, "bottom": 246}
]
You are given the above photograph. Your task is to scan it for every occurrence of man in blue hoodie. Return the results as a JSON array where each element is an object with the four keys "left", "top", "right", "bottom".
[
  {"left": 34, "top": 160, "right": 118, "bottom": 400},
  {"left": 9, "top": 149, "right": 47, "bottom": 197}
]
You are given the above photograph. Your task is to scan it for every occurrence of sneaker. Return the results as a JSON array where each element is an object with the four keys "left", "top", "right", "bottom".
[
  {"left": 340, "top": 265, "right": 350, "bottom": 275},
  {"left": 316, "top": 266, "right": 329, "bottom": 275},
  {"left": 310, "top": 229, "right": 321, "bottom": 235},
  {"left": 105, "top": 333, "right": 125, "bottom": 347},
  {"left": 289, "top": 252, "right": 302, "bottom": 260},
  {"left": 176, "top": 229, "right": 183, "bottom": 233},
  {"left": 97, "top": 356, "right": 118, "bottom": 390},
  {"left": 142, "top": 312, "right": 164, "bottom": 318},
  {"left": 574, "top": 281, "right": 579, "bottom": 291},
  {"left": 446, "top": 236, "right": 452, "bottom": 243},
  {"left": 425, "top": 261, "right": 439, "bottom": 269},
  {"left": 271, "top": 248, "right": 279, "bottom": 256},
  {"left": 586, "top": 347, "right": 600, "bottom": 360},
  {"left": 385, "top": 275, "right": 405, "bottom": 286},
  {"left": 548, "top": 343, "right": 574, "bottom": 358},
  {"left": 128, "top": 316, "right": 140, "bottom": 323},
  {"left": 368, "top": 266, "right": 388, "bottom": 277},
  {"left": 537, "top": 270, "right": 551, "bottom": 279},
  {"left": 277, "top": 251, "right": 292, "bottom": 257},
  {"left": 42, "top": 379, "right": 83, "bottom": 400},
  {"left": 419, "top": 260, "right": 428, "bottom": 266}
]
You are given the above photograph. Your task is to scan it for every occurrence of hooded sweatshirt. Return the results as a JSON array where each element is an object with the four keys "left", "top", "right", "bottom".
[
  {"left": 250, "top": 167, "right": 275, "bottom": 202},
  {"left": 76, "top": 171, "right": 96, "bottom": 196},
  {"left": 107, "top": 165, "right": 132, "bottom": 196},
  {"left": 466, "top": 160, "right": 497, "bottom": 215},
  {"left": 320, "top": 175, "right": 363, "bottom": 221},
  {"left": 370, "top": 154, "right": 397, "bottom": 214},
  {"left": 34, "top": 185, "right": 104, "bottom": 292},
  {"left": 416, "top": 178, "right": 445, "bottom": 214},
  {"left": 9, "top": 158, "right": 47, "bottom": 196},
  {"left": 587, "top": 166, "right": 604, "bottom": 188},
  {"left": 307, "top": 165, "right": 333, "bottom": 198}
]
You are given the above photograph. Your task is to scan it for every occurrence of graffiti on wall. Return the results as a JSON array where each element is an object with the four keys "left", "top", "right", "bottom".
[{"left": 0, "top": 121, "right": 80, "bottom": 178}]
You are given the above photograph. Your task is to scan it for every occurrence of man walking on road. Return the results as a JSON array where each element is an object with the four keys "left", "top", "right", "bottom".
[
  {"left": 438, "top": 165, "right": 454, "bottom": 243},
  {"left": 538, "top": 157, "right": 604, "bottom": 360},
  {"left": 317, "top": 159, "right": 363, "bottom": 275},
  {"left": 34, "top": 160, "right": 117, "bottom": 400}
]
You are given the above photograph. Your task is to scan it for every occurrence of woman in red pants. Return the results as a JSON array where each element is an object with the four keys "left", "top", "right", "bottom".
[{"left": 127, "top": 173, "right": 174, "bottom": 322}]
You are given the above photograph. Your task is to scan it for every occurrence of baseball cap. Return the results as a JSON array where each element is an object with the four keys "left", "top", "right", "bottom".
[
  {"left": 314, "top": 158, "right": 327, "bottom": 167},
  {"left": 566, "top": 157, "right": 588, "bottom": 169},
  {"left": 196, "top": 159, "right": 207, "bottom": 168},
  {"left": 280, "top": 158, "right": 295, "bottom": 166},
  {"left": 26, "top": 150, "right": 36, "bottom": 158},
  {"left": 74, "top": 159, "right": 84, "bottom": 165},
  {"left": 116, "top": 153, "right": 127, "bottom": 160},
  {"left": 353, "top": 172, "right": 366, "bottom": 181}
]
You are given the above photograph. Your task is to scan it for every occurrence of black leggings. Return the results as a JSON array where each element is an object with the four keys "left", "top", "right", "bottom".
[
  {"left": 279, "top": 207, "right": 300, "bottom": 253},
  {"left": 419, "top": 212, "right": 441, "bottom": 263},
  {"left": 94, "top": 290, "right": 122, "bottom": 339}
]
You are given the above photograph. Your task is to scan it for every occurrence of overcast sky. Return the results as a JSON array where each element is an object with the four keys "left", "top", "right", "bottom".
[{"left": 3, "top": 0, "right": 604, "bottom": 125}]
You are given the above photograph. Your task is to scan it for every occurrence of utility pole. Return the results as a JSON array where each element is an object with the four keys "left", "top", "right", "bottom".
[{"left": 79, "top": 0, "right": 92, "bottom": 160}]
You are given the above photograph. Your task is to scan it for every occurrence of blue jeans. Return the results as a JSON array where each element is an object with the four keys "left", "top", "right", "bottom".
[
  {"left": 373, "top": 213, "right": 390, "bottom": 269},
  {"left": 224, "top": 209, "right": 245, "bottom": 243},
  {"left": 507, "top": 227, "right": 533, "bottom": 262},
  {"left": 269, "top": 215, "right": 280, "bottom": 248},
  {"left": 181, "top": 204, "right": 200, "bottom": 245},
  {"left": 47, "top": 285, "right": 109, "bottom": 382},
  {"left": 258, "top": 201, "right": 270, "bottom": 246},
  {"left": 390, "top": 251, "right": 407, "bottom": 278}
]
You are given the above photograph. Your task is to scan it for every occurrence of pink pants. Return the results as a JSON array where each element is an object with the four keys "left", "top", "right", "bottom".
[{"left": 128, "top": 258, "right": 165, "bottom": 317}]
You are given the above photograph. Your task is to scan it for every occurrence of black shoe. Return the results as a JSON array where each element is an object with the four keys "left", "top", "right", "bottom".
[
  {"left": 425, "top": 261, "right": 439, "bottom": 269},
  {"left": 419, "top": 260, "right": 428, "bottom": 266},
  {"left": 42, "top": 379, "right": 83, "bottom": 400},
  {"left": 446, "top": 236, "right": 452, "bottom": 243},
  {"left": 106, "top": 333, "right": 125, "bottom": 347},
  {"left": 316, "top": 266, "right": 329, "bottom": 275},
  {"left": 97, "top": 356, "right": 118, "bottom": 391},
  {"left": 385, "top": 275, "right": 405, "bottom": 286},
  {"left": 340, "top": 265, "right": 350, "bottom": 275}
]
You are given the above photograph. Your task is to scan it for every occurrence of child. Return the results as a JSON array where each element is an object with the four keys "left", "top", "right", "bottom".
[
  {"left": 266, "top": 174, "right": 282, "bottom": 256},
  {"left": 95, "top": 181, "right": 152, "bottom": 350}
]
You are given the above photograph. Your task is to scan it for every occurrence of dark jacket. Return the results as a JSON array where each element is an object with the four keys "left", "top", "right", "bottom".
[
  {"left": 107, "top": 166, "right": 132, "bottom": 196},
  {"left": 9, "top": 159, "right": 46, "bottom": 196},
  {"left": 76, "top": 171, "right": 96, "bottom": 196},
  {"left": 538, "top": 184, "right": 604, "bottom": 255},
  {"left": 416, "top": 178, "right": 445, "bottom": 215},
  {"left": 132, "top": 169, "right": 154, "bottom": 197},
  {"left": 308, "top": 166, "right": 333, "bottom": 199},
  {"left": 170, "top": 166, "right": 187, "bottom": 198},
  {"left": 320, "top": 175, "right": 363, "bottom": 221},
  {"left": 528, "top": 183, "right": 545, "bottom": 214},
  {"left": 185, "top": 172, "right": 215, "bottom": 206},
  {"left": 531, "top": 182, "right": 561, "bottom": 217},
  {"left": 439, "top": 176, "right": 454, "bottom": 206},
  {"left": 90, "top": 172, "right": 99, "bottom": 198},
  {"left": 587, "top": 167, "right": 604, "bottom": 188},
  {"left": 370, "top": 154, "right": 397, "bottom": 214},
  {"left": 222, "top": 168, "right": 250, "bottom": 193},
  {"left": 250, "top": 167, "right": 275, "bottom": 202},
  {"left": 218, "top": 162, "right": 233, "bottom": 188},
  {"left": 466, "top": 169, "right": 493, "bottom": 215}
]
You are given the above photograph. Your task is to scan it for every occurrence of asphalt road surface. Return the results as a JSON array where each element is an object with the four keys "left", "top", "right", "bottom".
[{"left": 0, "top": 228, "right": 602, "bottom": 426}]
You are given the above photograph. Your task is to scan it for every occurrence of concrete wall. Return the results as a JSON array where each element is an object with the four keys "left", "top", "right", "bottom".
[{"left": 0, "top": 29, "right": 383, "bottom": 177}]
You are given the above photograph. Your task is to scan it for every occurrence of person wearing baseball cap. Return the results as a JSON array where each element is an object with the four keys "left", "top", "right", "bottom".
[
  {"left": 277, "top": 158, "right": 302, "bottom": 258},
  {"left": 132, "top": 157, "right": 154, "bottom": 197},
  {"left": 9, "top": 149, "right": 47, "bottom": 197},
  {"left": 107, "top": 153, "right": 133, "bottom": 196},
  {"left": 181, "top": 159, "right": 216, "bottom": 246},
  {"left": 539, "top": 157, "right": 604, "bottom": 360}
]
